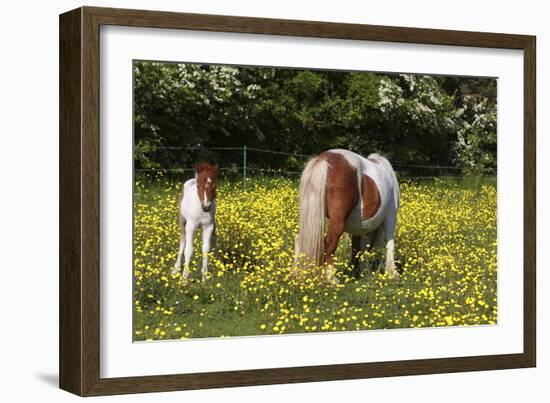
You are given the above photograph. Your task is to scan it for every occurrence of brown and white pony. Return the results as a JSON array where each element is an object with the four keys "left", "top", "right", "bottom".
[
  {"left": 293, "top": 149, "right": 400, "bottom": 283},
  {"left": 172, "top": 162, "right": 218, "bottom": 281}
]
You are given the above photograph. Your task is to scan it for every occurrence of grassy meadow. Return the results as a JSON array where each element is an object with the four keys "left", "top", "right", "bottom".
[{"left": 133, "top": 175, "right": 497, "bottom": 341}]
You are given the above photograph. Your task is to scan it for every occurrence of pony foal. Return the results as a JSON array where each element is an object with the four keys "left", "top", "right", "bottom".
[
  {"left": 294, "top": 149, "right": 400, "bottom": 283},
  {"left": 172, "top": 162, "right": 218, "bottom": 282}
]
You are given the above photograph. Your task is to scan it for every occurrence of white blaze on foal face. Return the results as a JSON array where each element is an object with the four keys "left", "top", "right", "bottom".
[
  {"left": 195, "top": 163, "right": 218, "bottom": 212},
  {"left": 203, "top": 178, "right": 212, "bottom": 209}
]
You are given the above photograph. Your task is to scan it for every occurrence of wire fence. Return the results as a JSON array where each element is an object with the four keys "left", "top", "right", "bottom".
[{"left": 136, "top": 146, "right": 494, "bottom": 189}]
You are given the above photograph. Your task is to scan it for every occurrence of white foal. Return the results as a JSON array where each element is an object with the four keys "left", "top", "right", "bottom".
[{"left": 172, "top": 162, "right": 218, "bottom": 282}]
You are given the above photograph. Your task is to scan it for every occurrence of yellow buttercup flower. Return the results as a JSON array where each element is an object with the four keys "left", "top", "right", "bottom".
[{"left": 133, "top": 176, "right": 497, "bottom": 341}]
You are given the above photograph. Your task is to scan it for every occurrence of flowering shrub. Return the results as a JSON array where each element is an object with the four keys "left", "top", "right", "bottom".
[
  {"left": 134, "top": 63, "right": 497, "bottom": 175},
  {"left": 454, "top": 95, "right": 497, "bottom": 175}
]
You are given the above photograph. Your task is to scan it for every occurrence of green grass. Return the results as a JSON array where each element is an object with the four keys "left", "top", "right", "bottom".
[{"left": 133, "top": 175, "right": 497, "bottom": 341}]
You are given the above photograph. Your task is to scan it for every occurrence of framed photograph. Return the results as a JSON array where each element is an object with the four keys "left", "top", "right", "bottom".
[{"left": 59, "top": 6, "right": 536, "bottom": 396}]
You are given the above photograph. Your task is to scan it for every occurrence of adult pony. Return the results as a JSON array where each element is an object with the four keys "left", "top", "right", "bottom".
[
  {"left": 172, "top": 162, "right": 218, "bottom": 281},
  {"left": 293, "top": 149, "right": 400, "bottom": 283}
]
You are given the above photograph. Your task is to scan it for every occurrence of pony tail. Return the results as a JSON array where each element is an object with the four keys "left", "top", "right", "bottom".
[{"left": 294, "top": 156, "right": 329, "bottom": 268}]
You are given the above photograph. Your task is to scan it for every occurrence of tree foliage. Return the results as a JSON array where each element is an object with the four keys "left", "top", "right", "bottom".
[{"left": 134, "top": 61, "right": 496, "bottom": 175}]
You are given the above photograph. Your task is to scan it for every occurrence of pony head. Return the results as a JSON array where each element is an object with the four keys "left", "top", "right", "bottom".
[{"left": 194, "top": 162, "right": 218, "bottom": 212}]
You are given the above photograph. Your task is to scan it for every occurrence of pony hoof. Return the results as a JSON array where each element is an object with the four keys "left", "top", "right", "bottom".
[
  {"left": 387, "top": 271, "right": 401, "bottom": 280},
  {"left": 327, "top": 276, "right": 340, "bottom": 286},
  {"left": 179, "top": 270, "right": 190, "bottom": 282}
]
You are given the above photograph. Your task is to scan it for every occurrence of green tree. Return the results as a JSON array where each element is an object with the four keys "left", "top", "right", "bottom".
[{"left": 133, "top": 62, "right": 497, "bottom": 176}]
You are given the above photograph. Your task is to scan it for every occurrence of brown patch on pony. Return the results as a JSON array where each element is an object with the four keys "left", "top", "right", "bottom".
[
  {"left": 320, "top": 151, "right": 359, "bottom": 266},
  {"left": 194, "top": 162, "right": 218, "bottom": 203},
  {"left": 320, "top": 151, "right": 360, "bottom": 219},
  {"left": 361, "top": 174, "right": 381, "bottom": 220}
]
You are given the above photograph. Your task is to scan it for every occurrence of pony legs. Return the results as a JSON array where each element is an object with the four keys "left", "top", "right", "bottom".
[
  {"left": 350, "top": 235, "right": 362, "bottom": 278},
  {"left": 383, "top": 216, "right": 400, "bottom": 279},
  {"left": 172, "top": 214, "right": 186, "bottom": 275},
  {"left": 325, "top": 219, "right": 345, "bottom": 284},
  {"left": 183, "top": 221, "right": 198, "bottom": 279},
  {"left": 201, "top": 223, "right": 215, "bottom": 282},
  {"left": 173, "top": 219, "right": 214, "bottom": 282}
]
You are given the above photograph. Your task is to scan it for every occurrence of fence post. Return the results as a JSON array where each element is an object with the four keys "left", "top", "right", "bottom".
[{"left": 243, "top": 145, "right": 247, "bottom": 191}]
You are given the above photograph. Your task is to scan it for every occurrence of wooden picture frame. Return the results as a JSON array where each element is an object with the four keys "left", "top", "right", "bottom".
[{"left": 59, "top": 6, "right": 536, "bottom": 396}]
